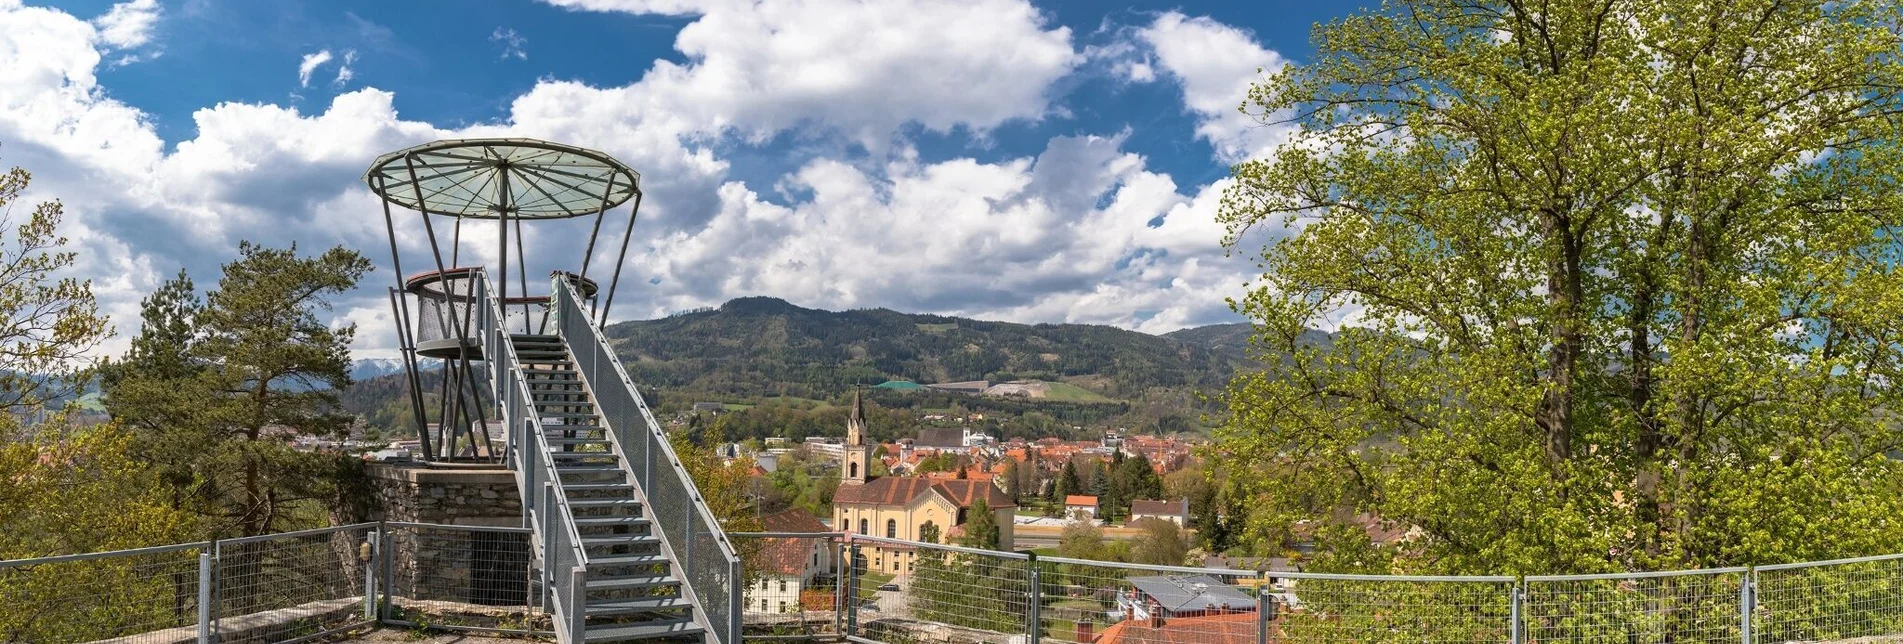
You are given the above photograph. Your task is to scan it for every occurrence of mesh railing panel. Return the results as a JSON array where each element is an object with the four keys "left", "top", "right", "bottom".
[
  {"left": 384, "top": 523, "right": 540, "bottom": 631},
  {"left": 843, "top": 538, "right": 1034, "bottom": 644},
  {"left": 1523, "top": 570, "right": 1745, "bottom": 643},
  {"left": 0, "top": 544, "right": 204, "bottom": 643},
  {"left": 733, "top": 534, "right": 844, "bottom": 639},
  {"left": 1033, "top": 556, "right": 1259, "bottom": 644},
  {"left": 410, "top": 271, "right": 478, "bottom": 347},
  {"left": 1755, "top": 555, "right": 1903, "bottom": 641},
  {"left": 213, "top": 526, "right": 373, "bottom": 640},
  {"left": 557, "top": 277, "right": 743, "bottom": 644},
  {"left": 1271, "top": 575, "right": 1512, "bottom": 643}
]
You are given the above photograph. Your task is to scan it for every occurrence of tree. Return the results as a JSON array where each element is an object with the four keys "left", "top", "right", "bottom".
[
  {"left": 0, "top": 159, "right": 110, "bottom": 418},
  {"left": 959, "top": 497, "right": 1000, "bottom": 550},
  {"left": 1127, "top": 518, "right": 1189, "bottom": 567},
  {"left": 1056, "top": 521, "right": 1108, "bottom": 561},
  {"left": 104, "top": 243, "right": 373, "bottom": 539},
  {"left": 1217, "top": 0, "right": 1903, "bottom": 574},
  {"left": 1053, "top": 460, "right": 1081, "bottom": 501},
  {"left": 999, "top": 459, "right": 1022, "bottom": 500}
]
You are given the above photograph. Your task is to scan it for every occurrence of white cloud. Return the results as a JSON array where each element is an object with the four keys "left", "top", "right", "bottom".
[
  {"left": 1138, "top": 11, "right": 1289, "bottom": 162},
  {"left": 0, "top": 0, "right": 1288, "bottom": 360},
  {"left": 91, "top": 0, "right": 160, "bottom": 49},
  {"left": 536, "top": 0, "right": 1080, "bottom": 146},
  {"left": 297, "top": 49, "right": 332, "bottom": 88},
  {"left": 332, "top": 49, "right": 357, "bottom": 87},
  {"left": 490, "top": 27, "right": 527, "bottom": 60}
]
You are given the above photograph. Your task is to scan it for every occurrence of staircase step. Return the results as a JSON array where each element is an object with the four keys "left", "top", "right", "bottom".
[
  {"left": 546, "top": 437, "right": 611, "bottom": 447},
  {"left": 584, "top": 619, "right": 703, "bottom": 644},
  {"left": 523, "top": 367, "right": 577, "bottom": 375},
  {"left": 541, "top": 423, "right": 603, "bottom": 430},
  {"left": 584, "top": 574, "right": 677, "bottom": 591},
  {"left": 564, "top": 482, "right": 635, "bottom": 492},
  {"left": 583, "top": 534, "right": 662, "bottom": 548},
  {"left": 556, "top": 465, "right": 624, "bottom": 475},
  {"left": 550, "top": 451, "right": 618, "bottom": 460},
  {"left": 588, "top": 553, "right": 669, "bottom": 567},
  {"left": 575, "top": 516, "right": 651, "bottom": 528},
  {"left": 539, "top": 411, "right": 600, "bottom": 419},
  {"left": 571, "top": 499, "right": 646, "bottom": 510},
  {"left": 585, "top": 596, "right": 691, "bottom": 618}
]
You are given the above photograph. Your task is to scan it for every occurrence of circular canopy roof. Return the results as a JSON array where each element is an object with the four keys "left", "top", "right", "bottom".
[{"left": 364, "top": 138, "right": 639, "bottom": 219}]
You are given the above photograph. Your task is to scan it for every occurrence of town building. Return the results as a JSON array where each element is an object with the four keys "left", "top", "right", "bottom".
[
  {"left": 1129, "top": 499, "right": 1190, "bottom": 527},
  {"left": 749, "top": 509, "right": 835, "bottom": 614},
  {"left": 1115, "top": 574, "right": 1258, "bottom": 622},
  {"left": 1065, "top": 495, "right": 1099, "bottom": 519},
  {"left": 832, "top": 392, "right": 1015, "bottom": 574}
]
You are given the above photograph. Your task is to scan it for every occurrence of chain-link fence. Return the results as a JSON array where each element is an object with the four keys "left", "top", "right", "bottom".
[
  {"left": 212, "top": 525, "right": 376, "bottom": 643},
  {"left": 732, "top": 533, "right": 846, "bottom": 641}
]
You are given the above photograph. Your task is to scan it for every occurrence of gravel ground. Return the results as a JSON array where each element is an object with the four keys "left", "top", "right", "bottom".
[{"left": 330, "top": 627, "right": 550, "bottom": 643}]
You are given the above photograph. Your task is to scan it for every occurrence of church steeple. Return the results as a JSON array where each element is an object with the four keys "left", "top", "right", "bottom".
[{"left": 843, "top": 389, "right": 874, "bottom": 485}]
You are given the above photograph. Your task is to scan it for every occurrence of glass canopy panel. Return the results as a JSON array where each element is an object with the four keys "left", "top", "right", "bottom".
[{"left": 363, "top": 138, "right": 640, "bottom": 219}]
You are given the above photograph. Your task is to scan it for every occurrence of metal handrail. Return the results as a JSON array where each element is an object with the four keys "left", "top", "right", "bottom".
[
  {"left": 477, "top": 272, "right": 590, "bottom": 643},
  {"left": 552, "top": 278, "right": 744, "bottom": 644}
]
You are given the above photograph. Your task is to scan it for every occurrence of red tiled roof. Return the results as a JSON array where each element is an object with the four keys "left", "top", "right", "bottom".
[
  {"left": 1130, "top": 499, "right": 1187, "bottom": 518},
  {"left": 755, "top": 509, "right": 829, "bottom": 576},
  {"left": 1091, "top": 611, "right": 1257, "bottom": 644},
  {"left": 1066, "top": 495, "right": 1098, "bottom": 507},
  {"left": 833, "top": 476, "right": 1013, "bottom": 509}
]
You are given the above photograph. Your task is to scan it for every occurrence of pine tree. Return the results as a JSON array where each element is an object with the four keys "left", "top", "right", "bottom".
[{"left": 960, "top": 498, "right": 999, "bottom": 550}]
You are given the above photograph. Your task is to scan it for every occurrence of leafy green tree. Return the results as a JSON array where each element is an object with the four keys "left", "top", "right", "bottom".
[
  {"left": 1217, "top": 0, "right": 1903, "bottom": 574},
  {"left": 1127, "top": 518, "right": 1189, "bottom": 566},
  {"left": 0, "top": 159, "right": 111, "bottom": 417},
  {"left": 1053, "top": 460, "right": 1081, "bottom": 503},
  {"left": 999, "top": 459, "right": 1022, "bottom": 500}
]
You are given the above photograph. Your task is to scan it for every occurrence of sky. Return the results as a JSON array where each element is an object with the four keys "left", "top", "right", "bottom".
[{"left": 1, "top": 0, "right": 1367, "bottom": 359}]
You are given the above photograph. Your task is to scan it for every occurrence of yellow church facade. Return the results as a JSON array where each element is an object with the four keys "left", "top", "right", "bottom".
[{"left": 831, "top": 393, "right": 1014, "bottom": 575}]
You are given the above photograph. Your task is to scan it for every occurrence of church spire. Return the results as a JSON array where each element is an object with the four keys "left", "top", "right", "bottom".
[{"left": 847, "top": 389, "right": 867, "bottom": 446}]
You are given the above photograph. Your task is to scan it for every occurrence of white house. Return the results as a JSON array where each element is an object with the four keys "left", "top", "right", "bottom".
[
  {"left": 750, "top": 509, "right": 834, "bottom": 614},
  {"left": 1129, "top": 499, "right": 1190, "bottom": 527}
]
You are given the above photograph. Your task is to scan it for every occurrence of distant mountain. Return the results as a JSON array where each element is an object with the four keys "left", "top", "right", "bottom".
[
  {"left": 602, "top": 297, "right": 1249, "bottom": 400},
  {"left": 350, "top": 358, "right": 407, "bottom": 382},
  {"left": 1162, "top": 323, "right": 1332, "bottom": 362}
]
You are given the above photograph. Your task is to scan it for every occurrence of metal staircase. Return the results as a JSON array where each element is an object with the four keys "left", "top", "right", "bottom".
[{"left": 476, "top": 273, "right": 742, "bottom": 644}]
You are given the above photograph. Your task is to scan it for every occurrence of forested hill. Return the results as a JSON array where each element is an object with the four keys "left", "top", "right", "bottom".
[{"left": 602, "top": 297, "right": 1252, "bottom": 399}]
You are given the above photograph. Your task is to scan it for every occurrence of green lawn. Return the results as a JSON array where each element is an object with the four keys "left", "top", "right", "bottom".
[
  {"left": 915, "top": 323, "right": 957, "bottom": 333},
  {"left": 853, "top": 570, "right": 894, "bottom": 605},
  {"left": 1041, "top": 382, "right": 1113, "bottom": 403}
]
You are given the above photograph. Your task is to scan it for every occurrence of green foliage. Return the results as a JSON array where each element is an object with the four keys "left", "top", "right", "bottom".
[
  {"left": 960, "top": 498, "right": 1000, "bottom": 550},
  {"left": 1125, "top": 518, "right": 1189, "bottom": 566},
  {"left": 1217, "top": 0, "right": 1903, "bottom": 574},
  {"left": 1052, "top": 460, "right": 1081, "bottom": 504},
  {"left": 102, "top": 243, "right": 372, "bottom": 538},
  {"left": 0, "top": 160, "right": 111, "bottom": 414},
  {"left": 909, "top": 544, "right": 1026, "bottom": 634}
]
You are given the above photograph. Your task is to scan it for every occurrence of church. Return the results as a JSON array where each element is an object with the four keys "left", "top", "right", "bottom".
[{"left": 832, "top": 393, "right": 1015, "bottom": 574}]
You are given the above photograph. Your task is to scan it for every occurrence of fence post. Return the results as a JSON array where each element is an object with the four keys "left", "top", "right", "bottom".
[
  {"left": 1256, "top": 570, "right": 1270, "bottom": 644},
  {"left": 729, "top": 555, "right": 745, "bottom": 644},
  {"left": 196, "top": 549, "right": 212, "bottom": 644},
  {"left": 845, "top": 542, "right": 861, "bottom": 637},
  {"left": 1510, "top": 582, "right": 1523, "bottom": 644},
  {"left": 363, "top": 527, "right": 378, "bottom": 621},
  {"left": 1740, "top": 568, "right": 1755, "bottom": 644},
  {"left": 834, "top": 539, "right": 847, "bottom": 635},
  {"left": 380, "top": 523, "right": 395, "bottom": 622},
  {"left": 1027, "top": 552, "right": 1041, "bottom": 644},
  {"left": 542, "top": 482, "right": 557, "bottom": 615}
]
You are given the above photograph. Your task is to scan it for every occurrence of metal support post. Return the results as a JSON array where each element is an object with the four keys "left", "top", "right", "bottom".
[
  {"left": 542, "top": 482, "right": 557, "bottom": 614},
  {"left": 1256, "top": 570, "right": 1270, "bottom": 644},
  {"left": 1741, "top": 570, "right": 1755, "bottom": 644},
  {"left": 570, "top": 565, "right": 590, "bottom": 641},
  {"left": 363, "top": 528, "right": 377, "bottom": 620},
  {"left": 834, "top": 540, "right": 848, "bottom": 635},
  {"left": 729, "top": 556, "right": 745, "bottom": 644},
  {"left": 380, "top": 524, "right": 395, "bottom": 622},
  {"left": 1510, "top": 583, "right": 1523, "bottom": 644},
  {"left": 196, "top": 550, "right": 212, "bottom": 644},
  {"left": 1027, "top": 554, "right": 1042, "bottom": 644},
  {"left": 845, "top": 543, "right": 861, "bottom": 637}
]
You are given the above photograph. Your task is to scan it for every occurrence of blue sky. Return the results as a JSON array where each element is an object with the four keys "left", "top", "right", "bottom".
[{"left": 2, "top": 0, "right": 1369, "bottom": 357}]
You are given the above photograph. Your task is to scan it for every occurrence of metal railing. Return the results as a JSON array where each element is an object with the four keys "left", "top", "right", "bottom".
[
  {"left": 0, "top": 521, "right": 551, "bottom": 644},
  {"left": 478, "top": 272, "right": 592, "bottom": 643},
  {"left": 726, "top": 531, "right": 1903, "bottom": 644},
  {"left": 555, "top": 276, "right": 745, "bottom": 644}
]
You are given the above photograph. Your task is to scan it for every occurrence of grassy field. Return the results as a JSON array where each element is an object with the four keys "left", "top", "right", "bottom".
[
  {"left": 915, "top": 322, "right": 958, "bottom": 333},
  {"left": 1040, "top": 381, "right": 1113, "bottom": 403},
  {"left": 853, "top": 570, "right": 895, "bottom": 606}
]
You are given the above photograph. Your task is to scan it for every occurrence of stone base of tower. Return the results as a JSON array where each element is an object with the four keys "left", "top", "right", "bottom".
[{"left": 355, "top": 462, "right": 532, "bottom": 614}]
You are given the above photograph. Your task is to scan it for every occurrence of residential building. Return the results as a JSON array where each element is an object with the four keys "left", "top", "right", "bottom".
[
  {"left": 1115, "top": 575, "right": 1258, "bottom": 622},
  {"left": 1065, "top": 495, "right": 1099, "bottom": 519},
  {"left": 750, "top": 509, "right": 834, "bottom": 614},
  {"left": 1129, "top": 499, "right": 1189, "bottom": 527}
]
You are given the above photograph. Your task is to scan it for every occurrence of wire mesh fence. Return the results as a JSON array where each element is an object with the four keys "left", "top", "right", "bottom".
[
  {"left": 1754, "top": 554, "right": 1903, "bottom": 642},
  {"left": 0, "top": 543, "right": 205, "bottom": 643},
  {"left": 382, "top": 522, "right": 542, "bottom": 632},
  {"left": 1033, "top": 555, "right": 1260, "bottom": 644},
  {"left": 213, "top": 525, "right": 374, "bottom": 642},
  {"left": 1522, "top": 569, "right": 1747, "bottom": 644},
  {"left": 732, "top": 534, "right": 845, "bottom": 640}
]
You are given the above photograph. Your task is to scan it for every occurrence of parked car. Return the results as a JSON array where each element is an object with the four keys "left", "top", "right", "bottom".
[{"left": 877, "top": 583, "right": 899, "bottom": 591}]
